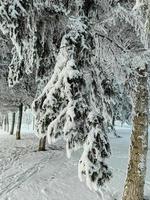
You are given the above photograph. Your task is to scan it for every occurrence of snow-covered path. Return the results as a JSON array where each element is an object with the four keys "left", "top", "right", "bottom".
[
  {"left": 0, "top": 133, "right": 100, "bottom": 200},
  {"left": 0, "top": 127, "right": 149, "bottom": 200}
]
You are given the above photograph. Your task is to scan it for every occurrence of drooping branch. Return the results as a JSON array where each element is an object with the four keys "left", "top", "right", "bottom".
[{"left": 33, "top": 16, "right": 112, "bottom": 190}]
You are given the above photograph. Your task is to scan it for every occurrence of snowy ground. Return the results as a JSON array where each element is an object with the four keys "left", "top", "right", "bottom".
[{"left": 0, "top": 126, "right": 149, "bottom": 200}]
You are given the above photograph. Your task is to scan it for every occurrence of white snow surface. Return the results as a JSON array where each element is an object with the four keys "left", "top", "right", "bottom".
[{"left": 0, "top": 125, "right": 150, "bottom": 200}]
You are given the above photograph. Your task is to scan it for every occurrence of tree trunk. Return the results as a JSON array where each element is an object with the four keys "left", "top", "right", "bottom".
[
  {"left": 16, "top": 103, "right": 23, "bottom": 140},
  {"left": 38, "top": 136, "right": 46, "bottom": 151},
  {"left": 122, "top": 66, "right": 149, "bottom": 200},
  {"left": 10, "top": 112, "right": 16, "bottom": 135},
  {"left": 6, "top": 114, "right": 9, "bottom": 133},
  {"left": 2, "top": 116, "right": 5, "bottom": 132},
  {"left": 3, "top": 115, "right": 7, "bottom": 132},
  {"left": 0, "top": 115, "right": 2, "bottom": 129},
  {"left": 112, "top": 115, "right": 121, "bottom": 138}
]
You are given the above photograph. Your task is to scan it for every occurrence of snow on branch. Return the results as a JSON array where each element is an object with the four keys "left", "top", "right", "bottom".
[
  {"left": 33, "top": 16, "right": 112, "bottom": 191},
  {"left": 113, "top": 2, "right": 150, "bottom": 49}
]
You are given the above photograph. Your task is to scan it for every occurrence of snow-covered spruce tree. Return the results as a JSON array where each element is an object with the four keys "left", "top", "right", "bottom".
[{"left": 33, "top": 15, "right": 112, "bottom": 190}]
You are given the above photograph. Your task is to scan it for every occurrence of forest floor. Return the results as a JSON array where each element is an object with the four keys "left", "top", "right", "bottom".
[{"left": 0, "top": 126, "right": 150, "bottom": 200}]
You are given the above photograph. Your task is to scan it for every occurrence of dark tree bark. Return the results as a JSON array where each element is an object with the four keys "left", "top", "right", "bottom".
[
  {"left": 6, "top": 114, "right": 9, "bottom": 133},
  {"left": 112, "top": 116, "right": 121, "bottom": 138},
  {"left": 38, "top": 136, "right": 46, "bottom": 151},
  {"left": 10, "top": 112, "right": 16, "bottom": 135},
  {"left": 3, "top": 115, "right": 7, "bottom": 132},
  {"left": 16, "top": 103, "right": 23, "bottom": 140}
]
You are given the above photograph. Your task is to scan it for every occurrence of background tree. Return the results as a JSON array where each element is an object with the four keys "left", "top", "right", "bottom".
[
  {"left": 0, "top": 31, "right": 37, "bottom": 137},
  {"left": 10, "top": 112, "right": 15, "bottom": 135}
]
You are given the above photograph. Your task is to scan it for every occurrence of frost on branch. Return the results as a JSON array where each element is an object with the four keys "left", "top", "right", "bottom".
[
  {"left": 112, "top": 0, "right": 150, "bottom": 49},
  {"left": 0, "top": 0, "right": 36, "bottom": 85},
  {"left": 33, "top": 16, "right": 112, "bottom": 190},
  {"left": 78, "top": 112, "right": 111, "bottom": 191},
  {"left": 0, "top": 0, "right": 61, "bottom": 89}
]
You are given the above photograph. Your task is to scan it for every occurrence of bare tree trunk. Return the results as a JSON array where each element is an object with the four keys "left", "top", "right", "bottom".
[
  {"left": 16, "top": 103, "right": 23, "bottom": 140},
  {"left": 6, "top": 114, "right": 9, "bottom": 133},
  {"left": 122, "top": 66, "right": 149, "bottom": 200},
  {"left": 112, "top": 115, "right": 121, "bottom": 138},
  {"left": 3, "top": 115, "right": 7, "bottom": 132},
  {"left": 10, "top": 112, "right": 16, "bottom": 135},
  {"left": 0, "top": 115, "right": 2, "bottom": 129},
  {"left": 2, "top": 116, "right": 5, "bottom": 132},
  {"left": 38, "top": 136, "right": 46, "bottom": 151}
]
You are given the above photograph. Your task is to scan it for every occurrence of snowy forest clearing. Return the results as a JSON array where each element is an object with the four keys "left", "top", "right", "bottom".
[{"left": 0, "top": 126, "right": 149, "bottom": 200}]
